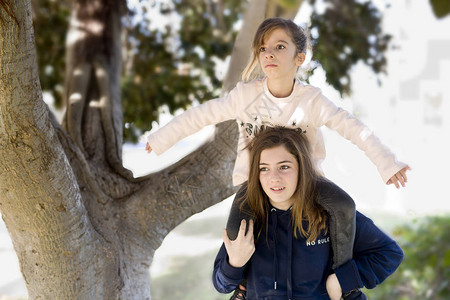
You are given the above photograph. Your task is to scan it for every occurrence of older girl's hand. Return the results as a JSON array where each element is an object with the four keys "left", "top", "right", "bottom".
[
  {"left": 387, "top": 165, "right": 411, "bottom": 188},
  {"left": 223, "top": 219, "right": 255, "bottom": 268},
  {"left": 326, "top": 273, "right": 342, "bottom": 300}
]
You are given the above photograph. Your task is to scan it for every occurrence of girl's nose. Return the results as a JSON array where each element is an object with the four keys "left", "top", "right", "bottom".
[
  {"left": 270, "top": 171, "right": 281, "bottom": 182},
  {"left": 265, "top": 50, "right": 274, "bottom": 59}
]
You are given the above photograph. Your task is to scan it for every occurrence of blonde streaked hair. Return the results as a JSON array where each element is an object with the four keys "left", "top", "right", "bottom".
[
  {"left": 242, "top": 17, "right": 311, "bottom": 82},
  {"left": 244, "top": 127, "right": 327, "bottom": 242}
]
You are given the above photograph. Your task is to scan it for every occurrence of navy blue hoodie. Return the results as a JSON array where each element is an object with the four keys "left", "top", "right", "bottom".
[{"left": 213, "top": 186, "right": 404, "bottom": 299}]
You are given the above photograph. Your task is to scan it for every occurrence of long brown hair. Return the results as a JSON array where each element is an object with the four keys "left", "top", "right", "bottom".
[
  {"left": 242, "top": 17, "right": 311, "bottom": 81},
  {"left": 244, "top": 127, "right": 327, "bottom": 242}
]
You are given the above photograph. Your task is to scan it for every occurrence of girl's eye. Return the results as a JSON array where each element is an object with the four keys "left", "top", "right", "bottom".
[
  {"left": 276, "top": 44, "right": 286, "bottom": 50},
  {"left": 280, "top": 165, "right": 289, "bottom": 170},
  {"left": 259, "top": 47, "right": 266, "bottom": 52},
  {"left": 259, "top": 167, "right": 268, "bottom": 172}
]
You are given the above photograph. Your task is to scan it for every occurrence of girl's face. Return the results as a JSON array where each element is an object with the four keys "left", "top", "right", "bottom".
[
  {"left": 259, "top": 145, "right": 299, "bottom": 210},
  {"left": 258, "top": 28, "right": 304, "bottom": 83}
]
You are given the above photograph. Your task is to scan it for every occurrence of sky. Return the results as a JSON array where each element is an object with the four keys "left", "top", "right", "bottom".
[{"left": 1, "top": 0, "right": 450, "bottom": 298}]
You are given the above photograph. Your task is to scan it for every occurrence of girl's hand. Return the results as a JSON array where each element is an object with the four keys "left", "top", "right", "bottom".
[
  {"left": 387, "top": 165, "right": 411, "bottom": 188},
  {"left": 223, "top": 219, "right": 255, "bottom": 268},
  {"left": 326, "top": 273, "right": 342, "bottom": 300},
  {"left": 145, "top": 142, "right": 152, "bottom": 154}
]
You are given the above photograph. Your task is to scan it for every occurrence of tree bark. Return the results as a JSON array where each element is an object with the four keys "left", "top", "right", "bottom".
[
  {"left": 0, "top": 1, "right": 120, "bottom": 299},
  {"left": 0, "top": 0, "right": 302, "bottom": 299}
]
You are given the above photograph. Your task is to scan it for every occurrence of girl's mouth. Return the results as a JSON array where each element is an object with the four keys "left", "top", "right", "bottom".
[{"left": 271, "top": 187, "right": 285, "bottom": 191}]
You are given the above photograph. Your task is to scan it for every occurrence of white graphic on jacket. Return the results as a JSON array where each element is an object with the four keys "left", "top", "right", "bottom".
[
  {"left": 306, "top": 236, "right": 330, "bottom": 246},
  {"left": 237, "top": 92, "right": 308, "bottom": 149}
]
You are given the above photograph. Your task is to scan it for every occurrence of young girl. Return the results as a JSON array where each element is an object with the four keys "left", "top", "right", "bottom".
[
  {"left": 213, "top": 127, "right": 404, "bottom": 300},
  {"left": 146, "top": 17, "right": 409, "bottom": 297}
]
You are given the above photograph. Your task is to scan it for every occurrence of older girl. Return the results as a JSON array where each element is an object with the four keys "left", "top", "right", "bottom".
[{"left": 213, "top": 127, "right": 403, "bottom": 300}]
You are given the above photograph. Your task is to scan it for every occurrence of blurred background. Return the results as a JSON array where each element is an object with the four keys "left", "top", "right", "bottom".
[{"left": 1, "top": 0, "right": 450, "bottom": 299}]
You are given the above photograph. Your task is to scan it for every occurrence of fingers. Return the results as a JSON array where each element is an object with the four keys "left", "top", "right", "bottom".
[
  {"left": 145, "top": 142, "right": 152, "bottom": 154},
  {"left": 238, "top": 219, "right": 247, "bottom": 236},
  {"left": 388, "top": 166, "right": 412, "bottom": 189},
  {"left": 226, "top": 219, "right": 253, "bottom": 243},
  {"left": 388, "top": 177, "right": 400, "bottom": 188},
  {"left": 222, "top": 228, "right": 229, "bottom": 242},
  {"left": 396, "top": 167, "right": 410, "bottom": 187},
  {"left": 326, "top": 273, "right": 342, "bottom": 300},
  {"left": 400, "top": 171, "right": 408, "bottom": 184},
  {"left": 222, "top": 228, "right": 236, "bottom": 256},
  {"left": 247, "top": 219, "right": 254, "bottom": 243},
  {"left": 396, "top": 173, "right": 405, "bottom": 188},
  {"left": 222, "top": 228, "right": 231, "bottom": 248},
  {"left": 400, "top": 166, "right": 411, "bottom": 182},
  {"left": 223, "top": 220, "right": 255, "bottom": 268}
]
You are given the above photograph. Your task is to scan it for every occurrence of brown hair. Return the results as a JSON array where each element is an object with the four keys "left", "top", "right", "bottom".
[
  {"left": 242, "top": 17, "right": 311, "bottom": 81},
  {"left": 244, "top": 127, "right": 327, "bottom": 242}
]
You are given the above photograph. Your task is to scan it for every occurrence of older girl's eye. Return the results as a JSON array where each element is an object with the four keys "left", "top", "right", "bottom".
[
  {"left": 280, "top": 165, "right": 290, "bottom": 170},
  {"left": 259, "top": 167, "right": 268, "bottom": 172}
]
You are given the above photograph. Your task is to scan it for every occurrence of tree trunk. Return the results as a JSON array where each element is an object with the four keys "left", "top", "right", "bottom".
[
  {"left": 0, "top": 1, "right": 120, "bottom": 299},
  {"left": 0, "top": 0, "right": 302, "bottom": 299}
]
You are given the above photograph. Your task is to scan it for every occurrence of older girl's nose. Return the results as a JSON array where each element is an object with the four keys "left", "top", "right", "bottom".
[{"left": 270, "top": 170, "right": 281, "bottom": 181}]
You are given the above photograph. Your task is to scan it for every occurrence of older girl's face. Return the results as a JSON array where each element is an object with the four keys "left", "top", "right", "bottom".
[{"left": 259, "top": 145, "right": 299, "bottom": 210}]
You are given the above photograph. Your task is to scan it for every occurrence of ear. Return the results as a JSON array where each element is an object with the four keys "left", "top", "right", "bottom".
[{"left": 296, "top": 53, "right": 306, "bottom": 66}]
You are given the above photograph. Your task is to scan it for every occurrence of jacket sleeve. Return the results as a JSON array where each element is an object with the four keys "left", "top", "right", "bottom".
[
  {"left": 310, "top": 91, "right": 407, "bottom": 183},
  {"left": 146, "top": 83, "right": 243, "bottom": 155},
  {"left": 334, "top": 212, "right": 404, "bottom": 293},
  {"left": 213, "top": 244, "right": 247, "bottom": 294}
]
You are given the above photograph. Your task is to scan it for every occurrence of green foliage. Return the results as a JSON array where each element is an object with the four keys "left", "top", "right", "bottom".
[
  {"left": 122, "top": 0, "right": 244, "bottom": 142},
  {"left": 278, "top": 0, "right": 302, "bottom": 10},
  {"left": 364, "top": 215, "right": 450, "bottom": 299},
  {"left": 308, "top": 0, "right": 391, "bottom": 96},
  {"left": 430, "top": 0, "right": 450, "bottom": 19}
]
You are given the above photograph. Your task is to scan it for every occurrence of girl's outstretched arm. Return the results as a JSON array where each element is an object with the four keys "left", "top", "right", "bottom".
[
  {"left": 386, "top": 165, "right": 411, "bottom": 188},
  {"left": 146, "top": 82, "right": 245, "bottom": 155},
  {"left": 309, "top": 91, "right": 408, "bottom": 184}
]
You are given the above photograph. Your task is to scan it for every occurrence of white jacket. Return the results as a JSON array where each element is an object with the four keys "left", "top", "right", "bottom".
[{"left": 147, "top": 78, "right": 406, "bottom": 186}]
